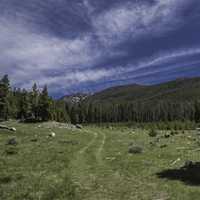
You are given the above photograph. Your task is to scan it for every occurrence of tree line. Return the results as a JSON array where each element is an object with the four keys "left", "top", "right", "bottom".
[
  {"left": 1, "top": 74, "right": 200, "bottom": 126},
  {"left": 68, "top": 99, "right": 200, "bottom": 125},
  {"left": 0, "top": 75, "right": 69, "bottom": 122}
]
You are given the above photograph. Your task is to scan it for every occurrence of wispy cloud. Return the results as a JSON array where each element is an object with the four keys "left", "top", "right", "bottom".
[
  {"left": 0, "top": 18, "right": 101, "bottom": 71},
  {"left": 20, "top": 68, "right": 116, "bottom": 93},
  {"left": 0, "top": 17, "right": 118, "bottom": 89},
  {"left": 93, "top": 0, "right": 191, "bottom": 46},
  {"left": 0, "top": 0, "right": 199, "bottom": 97},
  {"left": 21, "top": 47, "right": 200, "bottom": 94}
]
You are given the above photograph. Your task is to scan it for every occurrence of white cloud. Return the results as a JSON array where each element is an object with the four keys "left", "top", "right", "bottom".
[
  {"left": 24, "top": 47, "right": 200, "bottom": 93},
  {"left": 0, "top": 18, "right": 101, "bottom": 71},
  {"left": 20, "top": 68, "right": 116, "bottom": 93},
  {"left": 93, "top": 0, "right": 190, "bottom": 46},
  {"left": 99, "top": 47, "right": 200, "bottom": 79},
  {"left": 0, "top": 17, "right": 119, "bottom": 90},
  {"left": 0, "top": 0, "right": 198, "bottom": 96}
]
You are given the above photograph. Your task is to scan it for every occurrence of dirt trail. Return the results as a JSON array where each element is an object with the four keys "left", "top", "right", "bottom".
[
  {"left": 70, "top": 129, "right": 115, "bottom": 199},
  {"left": 96, "top": 131, "right": 106, "bottom": 164},
  {"left": 79, "top": 130, "right": 98, "bottom": 154}
]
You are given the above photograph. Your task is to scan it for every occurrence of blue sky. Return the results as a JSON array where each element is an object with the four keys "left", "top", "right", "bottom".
[{"left": 0, "top": 0, "right": 200, "bottom": 97}]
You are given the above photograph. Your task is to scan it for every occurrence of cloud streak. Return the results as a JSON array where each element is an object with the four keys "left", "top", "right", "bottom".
[
  {"left": 93, "top": 0, "right": 191, "bottom": 46},
  {"left": 0, "top": 0, "right": 199, "bottom": 97}
]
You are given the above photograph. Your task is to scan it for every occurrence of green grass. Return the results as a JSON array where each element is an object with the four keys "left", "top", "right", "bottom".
[{"left": 1, "top": 121, "right": 200, "bottom": 199}]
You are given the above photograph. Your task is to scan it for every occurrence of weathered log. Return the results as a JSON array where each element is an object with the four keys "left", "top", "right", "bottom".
[{"left": 0, "top": 125, "right": 16, "bottom": 132}]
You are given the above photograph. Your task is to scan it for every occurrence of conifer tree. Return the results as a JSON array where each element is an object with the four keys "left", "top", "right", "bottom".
[
  {"left": 0, "top": 75, "right": 10, "bottom": 120},
  {"left": 38, "top": 85, "right": 51, "bottom": 121},
  {"left": 30, "top": 83, "right": 39, "bottom": 120},
  {"left": 18, "top": 89, "right": 31, "bottom": 120}
]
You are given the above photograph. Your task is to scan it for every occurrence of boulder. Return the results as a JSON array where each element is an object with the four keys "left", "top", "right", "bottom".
[
  {"left": 30, "top": 138, "right": 38, "bottom": 142},
  {"left": 128, "top": 145, "right": 143, "bottom": 154},
  {"left": 0, "top": 125, "right": 16, "bottom": 132},
  {"left": 7, "top": 138, "right": 17, "bottom": 145},
  {"left": 160, "top": 144, "right": 167, "bottom": 148},
  {"left": 76, "top": 124, "right": 83, "bottom": 129},
  {"left": 49, "top": 132, "right": 56, "bottom": 137}
]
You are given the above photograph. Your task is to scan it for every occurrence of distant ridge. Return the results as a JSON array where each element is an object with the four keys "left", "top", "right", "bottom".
[{"left": 85, "top": 77, "right": 200, "bottom": 104}]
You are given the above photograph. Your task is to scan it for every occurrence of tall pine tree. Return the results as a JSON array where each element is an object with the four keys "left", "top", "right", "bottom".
[
  {"left": 38, "top": 85, "right": 52, "bottom": 121},
  {"left": 0, "top": 75, "right": 10, "bottom": 120}
]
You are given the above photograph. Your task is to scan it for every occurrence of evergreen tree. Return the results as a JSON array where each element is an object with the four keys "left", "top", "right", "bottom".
[
  {"left": 30, "top": 83, "right": 39, "bottom": 120},
  {"left": 0, "top": 75, "right": 10, "bottom": 120},
  {"left": 38, "top": 85, "right": 52, "bottom": 121},
  {"left": 18, "top": 89, "right": 32, "bottom": 120}
]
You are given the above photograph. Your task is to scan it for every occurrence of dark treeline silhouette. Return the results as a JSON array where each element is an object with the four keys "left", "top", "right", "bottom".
[
  {"left": 1, "top": 74, "right": 200, "bottom": 127},
  {"left": 67, "top": 99, "right": 200, "bottom": 129},
  {"left": 0, "top": 75, "right": 69, "bottom": 122}
]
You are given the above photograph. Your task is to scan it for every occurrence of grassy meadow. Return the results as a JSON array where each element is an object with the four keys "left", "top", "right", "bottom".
[{"left": 1, "top": 121, "right": 200, "bottom": 199}]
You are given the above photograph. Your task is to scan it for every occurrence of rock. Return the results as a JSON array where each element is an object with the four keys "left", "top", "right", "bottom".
[
  {"left": 30, "top": 138, "right": 38, "bottom": 142},
  {"left": 7, "top": 138, "right": 17, "bottom": 145},
  {"left": 49, "top": 132, "right": 56, "bottom": 137},
  {"left": 76, "top": 124, "right": 83, "bottom": 129},
  {"left": 10, "top": 127, "right": 16, "bottom": 132},
  {"left": 37, "top": 122, "right": 76, "bottom": 130},
  {"left": 128, "top": 145, "right": 143, "bottom": 154},
  {"left": 0, "top": 125, "right": 16, "bottom": 132},
  {"left": 160, "top": 144, "right": 167, "bottom": 148}
]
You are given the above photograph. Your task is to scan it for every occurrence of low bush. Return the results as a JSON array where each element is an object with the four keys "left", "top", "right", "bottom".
[
  {"left": 128, "top": 145, "right": 143, "bottom": 154},
  {"left": 149, "top": 129, "right": 158, "bottom": 137}
]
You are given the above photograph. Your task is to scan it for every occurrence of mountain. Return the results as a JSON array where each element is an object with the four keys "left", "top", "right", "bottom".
[
  {"left": 65, "top": 77, "right": 200, "bottom": 124},
  {"left": 61, "top": 93, "right": 89, "bottom": 104},
  {"left": 86, "top": 77, "right": 200, "bottom": 104}
]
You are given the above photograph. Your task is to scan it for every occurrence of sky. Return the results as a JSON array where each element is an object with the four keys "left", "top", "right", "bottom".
[{"left": 0, "top": 0, "right": 200, "bottom": 97}]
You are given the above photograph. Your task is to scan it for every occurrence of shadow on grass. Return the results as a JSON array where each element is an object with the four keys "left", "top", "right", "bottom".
[{"left": 157, "top": 162, "right": 200, "bottom": 186}]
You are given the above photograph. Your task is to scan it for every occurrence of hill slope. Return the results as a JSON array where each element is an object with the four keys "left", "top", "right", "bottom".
[{"left": 86, "top": 77, "right": 200, "bottom": 104}]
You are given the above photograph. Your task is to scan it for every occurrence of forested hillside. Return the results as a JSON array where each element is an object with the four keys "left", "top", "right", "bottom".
[
  {"left": 87, "top": 78, "right": 200, "bottom": 103},
  {"left": 67, "top": 78, "right": 200, "bottom": 124},
  {"left": 1, "top": 74, "right": 200, "bottom": 125}
]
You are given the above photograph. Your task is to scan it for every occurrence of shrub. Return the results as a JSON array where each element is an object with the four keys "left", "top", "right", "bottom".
[
  {"left": 5, "top": 147, "right": 18, "bottom": 155},
  {"left": 170, "top": 130, "right": 175, "bottom": 136},
  {"left": 128, "top": 145, "right": 143, "bottom": 154},
  {"left": 149, "top": 129, "right": 158, "bottom": 137},
  {"left": 160, "top": 144, "right": 167, "bottom": 148},
  {"left": 164, "top": 133, "right": 170, "bottom": 138}
]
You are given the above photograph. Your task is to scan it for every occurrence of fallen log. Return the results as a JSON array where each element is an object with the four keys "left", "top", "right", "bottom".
[
  {"left": 170, "top": 158, "right": 181, "bottom": 166},
  {"left": 0, "top": 125, "right": 16, "bottom": 132}
]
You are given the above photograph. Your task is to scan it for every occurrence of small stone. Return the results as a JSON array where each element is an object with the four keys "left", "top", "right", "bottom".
[
  {"left": 49, "top": 132, "right": 56, "bottom": 137},
  {"left": 10, "top": 127, "right": 16, "bottom": 132},
  {"left": 7, "top": 138, "right": 17, "bottom": 145},
  {"left": 128, "top": 145, "right": 143, "bottom": 154},
  {"left": 160, "top": 144, "right": 167, "bottom": 148},
  {"left": 30, "top": 138, "right": 38, "bottom": 142},
  {"left": 76, "top": 124, "right": 83, "bottom": 129}
]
